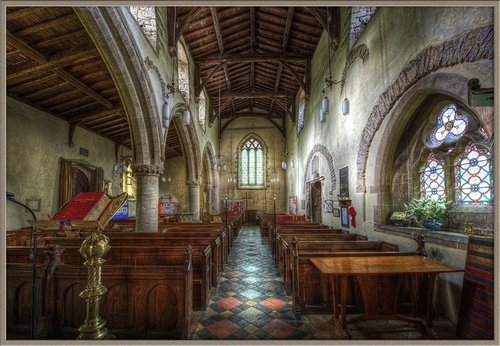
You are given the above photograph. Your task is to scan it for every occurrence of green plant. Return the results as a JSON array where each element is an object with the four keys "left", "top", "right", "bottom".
[{"left": 405, "top": 196, "right": 448, "bottom": 223}]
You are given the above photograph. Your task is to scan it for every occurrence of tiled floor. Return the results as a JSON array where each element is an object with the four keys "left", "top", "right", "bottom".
[{"left": 191, "top": 225, "right": 458, "bottom": 340}]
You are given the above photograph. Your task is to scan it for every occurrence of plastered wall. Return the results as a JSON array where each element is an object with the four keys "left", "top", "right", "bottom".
[
  {"left": 219, "top": 117, "right": 286, "bottom": 214},
  {"left": 6, "top": 97, "right": 116, "bottom": 230}
]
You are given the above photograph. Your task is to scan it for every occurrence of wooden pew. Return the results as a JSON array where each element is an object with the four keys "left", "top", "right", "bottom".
[
  {"left": 7, "top": 244, "right": 193, "bottom": 339},
  {"left": 290, "top": 237, "right": 427, "bottom": 319},
  {"left": 45, "top": 234, "right": 223, "bottom": 291},
  {"left": 278, "top": 234, "right": 369, "bottom": 288}
]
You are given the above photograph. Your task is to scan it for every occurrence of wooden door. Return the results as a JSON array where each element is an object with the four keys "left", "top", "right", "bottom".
[{"left": 311, "top": 181, "right": 322, "bottom": 223}]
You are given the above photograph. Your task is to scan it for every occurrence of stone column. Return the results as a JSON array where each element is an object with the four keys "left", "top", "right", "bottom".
[
  {"left": 187, "top": 181, "right": 201, "bottom": 221},
  {"left": 206, "top": 183, "right": 213, "bottom": 215},
  {"left": 134, "top": 164, "right": 162, "bottom": 232},
  {"left": 211, "top": 184, "right": 220, "bottom": 215}
]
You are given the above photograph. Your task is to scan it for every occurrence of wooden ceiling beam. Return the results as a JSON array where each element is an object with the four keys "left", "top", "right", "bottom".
[
  {"left": 7, "top": 7, "right": 45, "bottom": 21},
  {"left": 210, "top": 7, "right": 225, "bottom": 55},
  {"left": 106, "top": 128, "right": 130, "bottom": 137},
  {"left": 7, "top": 48, "right": 99, "bottom": 84},
  {"left": 198, "top": 53, "right": 307, "bottom": 64},
  {"left": 34, "top": 29, "right": 87, "bottom": 49},
  {"left": 7, "top": 32, "right": 111, "bottom": 108},
  {"left": 218, "top": 91, "right": 290, "bottom": 99},
  {"left": 221, "top": 112, "right": 284, "bottom": 118},
  {"left": 282, "top": 7, "right": 295, "bottom": 51},
  {"left": 175, "top": 8, "right": 205, "bottom": 44},
  {"left": 304, "top": 7, "right": 340, "bottom": 50},
  {"left": 197, "top": 61, "right": 225, "bottom": 101},
  {"left": 94, "top": 122, "right": 128, "bottom": 133},
  {"left": 271, "top": 97, "right": 292, "bottom": 117},
  {"left": 13, "top": 13, "right": 76, "bottom": 36},
  {"left": 280, "top": 61, "right": 306, "bottom": 93},
  {"left": 68, "top": 107, "right": 123, "bottom": 123}
]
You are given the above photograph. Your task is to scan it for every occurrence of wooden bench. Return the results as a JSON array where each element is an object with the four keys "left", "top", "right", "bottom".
[
  {"left": 45, "top": 234, "right": 223, "bottom": 290},
  {"left": 7, "top": 244, "right": 193, "bottom": 339},
  {"left": 278, "top": 234, "right": 369, "bottom": 289}
]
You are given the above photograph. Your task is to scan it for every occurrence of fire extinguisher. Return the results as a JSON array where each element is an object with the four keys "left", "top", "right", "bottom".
[{"left": 349, "top": 206, "right": 357, "bottom": 228}]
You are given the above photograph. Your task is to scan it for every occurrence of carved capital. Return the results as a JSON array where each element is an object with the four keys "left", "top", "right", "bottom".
[{"left": 133, "top": 164, "right": 163, "bottom": 176}]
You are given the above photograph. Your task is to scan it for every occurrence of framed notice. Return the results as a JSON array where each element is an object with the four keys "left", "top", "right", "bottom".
[
  {"left": 323, "top": 200, "right": 333, "bottom": 213},
  {"left": 341, "top": 205, "right": 349, "bottom": 228},
  {"left": 288, "top": 196, "right": 298, "bottom": 215},
  {"left": 333, "top": 208, "right": 340, "bottom": 217}
]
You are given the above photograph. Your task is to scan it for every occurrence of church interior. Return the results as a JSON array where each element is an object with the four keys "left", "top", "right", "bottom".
[{"left": 3, "top": 4, "right": 497, "bottom": 343}]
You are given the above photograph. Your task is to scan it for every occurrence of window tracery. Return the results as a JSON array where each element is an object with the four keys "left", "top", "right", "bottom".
[{"left": 239, "top": 137, "right": 265, "bottom": 188}]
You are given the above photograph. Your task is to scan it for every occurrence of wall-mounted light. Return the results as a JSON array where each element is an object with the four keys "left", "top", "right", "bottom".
[
  {"left": 319, "top": 108, "right": 326, "bottom": 123},
  {"left": 342, "top": 98, "right": 350, "bottom": 116},
  {"left": 321, "top": 96, "right": 329, "bottom": 114},
  {"left": 183, "top": 108, "right": 191, "bottom": 125},
  {"left": 291, "top": 159, "right": 295, "bottom": 168},
  {"left": 281, "top": 161, "right": 287, "bottom": 170}
]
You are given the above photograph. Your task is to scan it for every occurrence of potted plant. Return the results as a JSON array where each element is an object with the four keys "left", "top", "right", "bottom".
[{"left": 405, "top": 196, "right": 448, "bottom": 230}]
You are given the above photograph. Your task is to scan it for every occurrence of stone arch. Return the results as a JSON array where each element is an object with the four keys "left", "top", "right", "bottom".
[
  {"left": 75, "top": 7, "right": 163, "bottom": 169},
  {"left": 202, "top": 142, "right": 220, "bottom": 214},
  {"left": 340, "top": 43, "right": 370, "bottom": 94},
  {"left": 355, "top": 25, "right": 493, "bottom": 193},
  {"left": 303, "top": 144, "right": 337, "bottom": 195},
  {"left": 370, "top": 72, "right": 481, "bottom": 224},
  {"left": 168, "top": 103, "right": 202, "bottom": 184}
]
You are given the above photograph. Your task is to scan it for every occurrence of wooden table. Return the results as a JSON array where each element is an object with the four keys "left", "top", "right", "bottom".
[{"left": 310, "top": 255, "right": 463, "bottom": 338}]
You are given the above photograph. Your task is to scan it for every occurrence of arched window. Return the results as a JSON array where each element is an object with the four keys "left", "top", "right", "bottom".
[
  {"left": 129, "top": 7, "right": 157, "bottom": 48},
  {"left": 239, "top": 137, "right": 265, "bottom": 188},
  {"left": 177, "top": 42, "right": 190, "bottom": 103},
  {"left": 199, "top": 90, "right": 206, "bottom": 129},
  {"left": 297, "top": 89, "right": 305, "bottom": 132},
  {"left": 455, "top": 143, "right": 493, "bottom": 206},
  {"left": 420, "top": 154, "right": 446, "bottom": 200},
  {"left": 429, "top": 104, "right": 468, "bottom": 148}
]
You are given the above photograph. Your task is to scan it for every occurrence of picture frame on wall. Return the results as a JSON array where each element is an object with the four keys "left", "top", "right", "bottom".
[
  {"left": 341, "top": 205, "right": 349, "bottom": 228},
  {"left": 333, "top": 208, "right": 340, "bottom": 217},
  {"left": 323, "top": 200, "right": 333, "bottom": 213}
]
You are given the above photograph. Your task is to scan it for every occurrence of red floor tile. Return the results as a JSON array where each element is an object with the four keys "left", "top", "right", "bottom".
[
  {"left": 260, "top": 297, "right": 287, "bottom": 310},
  {"left": 216, "top": 296, "right": 242, "bottom": 310},
  {"left": 206, "top": 319, "right": 240, "bottom": 338},
  {"left": 262, "top": 319, "right": 296, "bottom": 339}
]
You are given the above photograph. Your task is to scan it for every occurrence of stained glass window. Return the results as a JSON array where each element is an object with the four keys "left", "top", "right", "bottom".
[
  {"left": 239, "top": 137, "right": 265, "bottom": 187},
  {"left": 420, "top": 154, "right": 446, "bottom": 200},
  {"left": 456, "top": 143, "right": 493, "bottom": 206},
  {"left": 177, "top": 42, "right": 190, "bottom": 103},
  {"left": 429, "top": 104, "right": 468, "bottom": 147},
  {"left": 199, "top": 90, "right": 206, "bottom": 129}
]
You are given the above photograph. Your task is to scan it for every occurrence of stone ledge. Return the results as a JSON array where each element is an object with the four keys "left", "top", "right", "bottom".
[{"left": 375, "top": 224, "right": 468, "bottom": 250}]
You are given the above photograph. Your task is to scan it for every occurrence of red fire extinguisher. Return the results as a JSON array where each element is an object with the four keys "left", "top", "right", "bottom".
[{"left": 349, "top": 206, "right": 357, "bottom": 228}]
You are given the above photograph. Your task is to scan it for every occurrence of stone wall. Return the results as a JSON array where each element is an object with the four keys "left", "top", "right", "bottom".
[
  {"left": 160, "top": 155, "right": 189, "bottom": 212},
  {"left": 6, "top": 97, "right": 116, "bottom": 230},
  {"left": 129, "top": 6, "right": 157, "bottom": 48},
  {"left": 349, "top": 7, "right": 376, "bottom": 48}
]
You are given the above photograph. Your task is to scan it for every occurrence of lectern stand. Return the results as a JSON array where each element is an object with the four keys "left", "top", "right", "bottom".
[{"left": 30, "top": 192, "right": 127, "bottom": 340}]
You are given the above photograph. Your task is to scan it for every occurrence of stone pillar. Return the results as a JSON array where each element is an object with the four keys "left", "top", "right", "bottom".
[
  {"left": 187, "top": 181, "right": 201, "bottom": 221},
  {"left": 211, "top": 184, "right": 220, "bottom": 215},
  {"left": 134, "top": 164, "right": 162, "bottom": 232}
]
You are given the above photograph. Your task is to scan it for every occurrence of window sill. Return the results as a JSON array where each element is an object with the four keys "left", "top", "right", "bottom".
[{"left": 375, "top": 224, "right": 469, "bottom": 250}]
